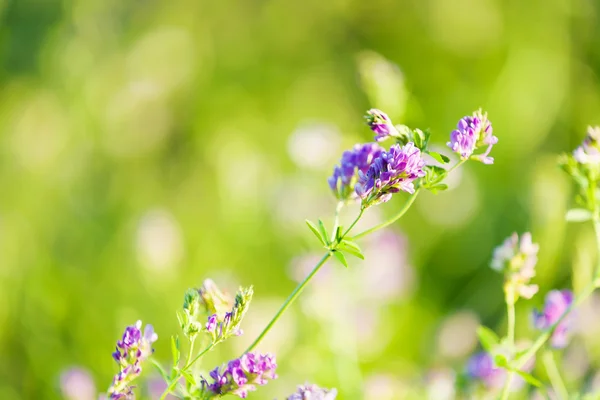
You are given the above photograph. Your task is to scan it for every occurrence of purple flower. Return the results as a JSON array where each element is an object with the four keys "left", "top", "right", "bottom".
[
  {"left": 355, "top": 142, "right": 426, "bottom": 206},
  {"left": 108, "top": 321, "right": 158, "bottom": 399},
  {"left": 286, "top": 383, "right": 338, "bottom": 400},
  {"left": 490, "top": 232, "right": 539, "bottom": 301},
  {"left": 466, "top": 352, "right": 505, "bottom": 389},
  {"left": 533, "top": 290, "right": 574, "bottom": 349},
  {"left": 365, "top": 109, "right": 397, "bottom": 142},
  {"left": 60, "top": 367, "right": 97, "bottom": 400},
  {"left": 201, "top": 352, "right": 277, "bottom": 398},
  {"left": 328, "top": 143, "right": 384, "bottom": 200},
  {"left": 573, "top": 126, "right": 600, "bottom": 165},
  {"left": 206, "top": 314, "right": 218, "bottom": 333},
  {"left": 447, "top": 110, "right": 497, "bottom": 164}
]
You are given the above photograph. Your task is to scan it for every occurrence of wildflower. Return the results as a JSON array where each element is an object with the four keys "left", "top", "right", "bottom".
[
  {"left": 447, "top": 109, "right": 497, "bottom": 164},
  {"left": 533, "top": 290, "right": 574, "bottom": 349},
  {"left": 365, "top": 109, "right": 398, "bottom": 142},
  {"left": 108, "top": 321, "right": 158, "bottom": 399},
  {"left": 573, "top": 126, "right": 600, "bottom": 165},
  {"left": 286, "top": 383, "right": 338, "bottom": 400},
  {"left": 490, "top": 232, "right": 539, "bottom": 302},
  {"left": 466, "top": 352, "right": 505, "bottom": 389},
  {"left": 355, "top": 142, "right": 426, "bottom": 206},
  {"left": 206, "top": 314, "right": 218, "bottom": 333},
  {"left": 201, "top": 352, "right": 277, "bottom": 398},
  {"left": 205, "top": 287, "right": 252, "bottom": 343},
  {"left": 328, "top": 143, "right": 384, "bottom": 201}
]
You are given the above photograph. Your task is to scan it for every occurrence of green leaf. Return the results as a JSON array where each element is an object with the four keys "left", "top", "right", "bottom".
[
  {"left": 428, "top": 151, "right": 450, "bottom": 164},
  {"left": 171, "top": 335, "right": 180, "bottom": 368},
  {"left": 335, "top": 226, "right": 342, "bottom": 243},
  {"left": 565, "top": 208, "right": 593, "bottom": 222},
  {"left": 494, "top": 353, "right": 509, "bottom": 368},
  {"left": 427, "top": 183, "right": 448, "bottom": 194},
  {"left": 306, "top": 220, "right": 327, "bottom": 245},
  {"left": 341, "top": 239, "right": 363, "bottom": 253},
  {"left": 317, "top": 219, "right": 329, "bottom": 243},
  {"left": 341, "top": 248, "right": 365, "bottom": 260},
  {"left": 476, "top": 326, "right": 499, "bottom": 352},
  {"left": 180, "top": 369, "right": 197, "bottom": 386},
  {"left": 150, "top": 358, "right": 170, "bottom": 382},
  {"left": 333, "top": 251, "right": 349, "bottom": 268},
  {"left": 514, "top": 369, "right": 542, "bottom": 388}
]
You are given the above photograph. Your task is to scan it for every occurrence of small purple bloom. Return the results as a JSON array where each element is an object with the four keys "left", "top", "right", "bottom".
[
  {"left": 108, "top": 321, "right": 158, "bottom": 399},
  {"left": 447, "top": 110, "right": 497, "bottom": 164},
  {"left": 328, "top": 143, "right": 384, "bottom": 200},
  {"left": 355, "top": 142, "right": 426, "bottom": 206},
  {"left": 365, "top": 109, "right": 397, "bottom": 142},
  {"left": 206, "top": 313, "right": 218, "bottom": 333},
  {"left": 466, "top": 352, "right": 505, "bottom": 389},
  {"left": 201, "top": 352, "right": 277, "bottom": 398},
  {"left": 533, "top": 290, "right": 574, "bottom": 349},
  {"left": 286, "top": 383, "right": 338, "bottom": 400},
  {"left": 490, "top": 232, "right": 539, "bottom": 301}
]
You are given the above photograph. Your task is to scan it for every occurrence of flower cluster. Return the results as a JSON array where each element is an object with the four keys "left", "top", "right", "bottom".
[
  {"left": 286, "top": 383, "right": 338, "bottom": 400},
  {"left": 466, "top": 352, "right": 505, "bottom": 389},
  {"left": 205, "top": 285, "right": 253, "bottom": 342},
  {"left": 533, "top": 290, "right": 574, "bottom": 349},
  {"left": 365, "top": 109, "right": 398, "bottom": 142},
  {"left": 355, "top": 142, "right": 426, "bottom": 206},
  {"left": 328, "top": 143, "right": 384, "bottom": 201},
  {"left": 573, "top": 126, "right": 600, "bottom": 165},
  {"left": 108, "top": 321, "right": 158, "bottom": 399},
  {"left": 201, "top": 352, "right": 277, "bottom": 398},
  {"left": 198, "top": 279, "right": 234, "bottom": 319},
  {"left": 447, "top": 109, "right": 497, "bottom": 164},
  {"left": 490, "top": 232, "right": 539, "bottom": 302}
]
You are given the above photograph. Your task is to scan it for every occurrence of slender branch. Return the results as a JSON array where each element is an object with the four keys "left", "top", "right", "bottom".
[
  {"left": 351, "top": 189, "right": 420, "bottom": 240},
  {"left": 543, "top": 350, "right": 568, "bottom": 400},
  {"left": 159, "top": 343, "right": 215, "bottom": 400},
  {"left": 244, "top": 252, "right": 332, "bottom": 353},
  {"left": 341, "top": 207, "right": 364, "bottom": 238},
  {"left": 500, "top": 288, "right": 516, "bottom": 400}
]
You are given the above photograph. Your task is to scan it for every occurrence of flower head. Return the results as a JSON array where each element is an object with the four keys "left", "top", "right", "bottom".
[
  {"left": 328, "top": 143, "right": 384, "bottom": 201},
  {"left": 365, "top": 109, "right": 397, "bottom": 142},
  {"left": 533, "top": 290, "right": 574, "bottom": 349},
  {"left": 108, "top": 321, "right": 158, "bottom": 399},
  {"left": 201, "top": 352, "right": 277, "bottom": 398},
  {"left": 355, "top": 142, "right": 426, "bottom": 206},
  {"left": 466, "top": 352, "right": 505, "bottom": 389},
  {"left": 447, "top": 109, "right": 497, "bottom": 164},
  {"left": 573, "top": 126, "right": 600, "bottom": 165},
  {"left": 198, "top": 279, "right": 234, "bottom": 319},
  {"left": 286, "top": 383, "right": 338, "bottom": 400},
  {"left": 490, "top": 232, "right": 539, "bottom": 302}
]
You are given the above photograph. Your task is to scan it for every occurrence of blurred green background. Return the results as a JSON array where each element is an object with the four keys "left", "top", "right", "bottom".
[{"left": 2, "top": 0, "right": 600, "bottom": 398}]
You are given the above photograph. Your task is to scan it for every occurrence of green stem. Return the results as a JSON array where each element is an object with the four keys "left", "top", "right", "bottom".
[
  {"left": 159, "top": 343, "right": 214, "bottom": 400},
  {"left": 331, "top": 201, "right": 344, "bottom": 243},
  {"left": 351, "top": 189, "right": 420, "bottom": 240},
  {"left": 245, "top": 252, "right": 332, "bottom": 353},
  {"left": 542, "top": 350, "right": 568, "bottom": 400},
  {"left": 341, "top": 207, "right": 364, "bottom": 238},
  {"left": 448, "top": 159, "right": 467, "bottom": 174},
  {"left": 500, "top": 289, "right": 516, "bottom": 400}
]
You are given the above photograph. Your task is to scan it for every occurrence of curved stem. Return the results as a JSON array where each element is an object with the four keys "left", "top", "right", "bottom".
[
  {"left": 543, "top": 350, "right": 568, "bottom": 400},
  {"left": 245, "top": 252, "right": 332, "bottom": 353},
  {"left": 351, "top": 189, "right": 420, "bottom": 240},
  {"left": 342, "top": 208, "right": 364, "bottom": 238}
]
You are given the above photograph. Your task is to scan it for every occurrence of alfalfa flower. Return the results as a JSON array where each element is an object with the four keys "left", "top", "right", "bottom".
[
  {"left": 286, "top": 383, "right": 338, "bottom": 400},
  {"left": 198, "top": 279, "right": 234, "bottom": 319},
  {"left": 490, "top": 232, "right": 539, "bottom": 302},
  {"left": 573, "top": 126, "right": 600, "bottom": 165},
  {"left": 205, "top": 286, "right": 252, "bottom": 343},
  {"left": 447, "top": 109, "right": 497, "bottom": 164},
  {"left": 533, "top": 290, "right": 574, "bottom": 349},
  {"left": 108, "top": 321, "right": 158, "bottom": 399},
  {"left": 365, "top": 109, "right": 398, "bottom": 142},
  {"left": 328, "top": 143, "right": 384, "bottom": 201},
  {"left": 466, "top": 352, "right": 505, "bottom": 389},
  {"left": 200, "top": 352, "right": 277, "bottom": 398},
  {"left": 355, "top": 142, "right": 426, "bottom": 206}
]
